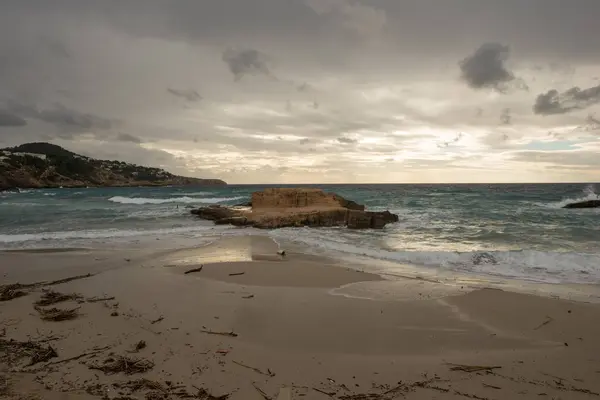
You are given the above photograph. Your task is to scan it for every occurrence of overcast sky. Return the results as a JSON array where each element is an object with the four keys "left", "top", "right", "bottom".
[{"left": 1, "top": 0, "right": 599, "bottom": 183}]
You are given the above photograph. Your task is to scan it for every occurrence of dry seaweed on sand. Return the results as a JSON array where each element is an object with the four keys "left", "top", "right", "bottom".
[
  {"left": 0, "top": 284, "right": 28, "bottom": 302},
  {"left": 0, "top": 374, "right": 10, "bottom": 396},
  {"left": 145, "top": 391, "right": 169, "bottom": 400},
  {"left": 446, "top": 363, "right": 502, "bottom": 373},
  {"left": 35, "top": 306, "right": 80, "bottom": 321},
  {"left": 194, "top": 386, "right": 230, "bottom": 400},
  {"left": 114, "top": 379, "right": 165, "bottom": 393},
  {"left": 35, "top": 290, "right": 82, "bottom": 306},
  {"left": 89, "top": 355, "right": 155, "bottom": 375},
  {"left": 0, "top": 339, "right": 58, "bottom": 366},
  {"left": 1, "top": 274, "right": 96, "bottom": 302}
]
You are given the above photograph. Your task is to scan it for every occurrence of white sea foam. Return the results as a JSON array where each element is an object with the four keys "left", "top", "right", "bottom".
[
  {"left": 176, "top": 191, "right": 214, "bottom": 196},
  {"left": 0, "top": 225, "right": 231, "bottom": 244},
  {"left": 269, "top": 228, "right": 600, "bottom": 284},
  {"left": 108, "top": 196, "right": 244, "bottom": 205}
]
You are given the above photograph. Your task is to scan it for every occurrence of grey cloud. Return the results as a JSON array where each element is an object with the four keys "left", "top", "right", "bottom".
[
  {"left": 7, "top": 101, "right": 113, "bottom": 131},
  {"left": 297, "top": 82, "right": 311, "bottom": 92},
  {"left": 0, "top": 110, "right": 27, "bottom": 127},
  {"left": 533, "top": 84, "right": 600, "bottom": 115},
  {"left": 167, "top": 88, "right": 202, "bottom": 102},
  {"left": 500, "top": 108, "right": 511, "bottom": 125},
  {"left": 337, "top": 136, "right": 357, "bottom": 144},
  {"left": 222, "top": 48, "right": 272, "bottom": 81},
  {"left": 512, "top": 150, "right": 600, "bottom": 167},
  {"left": 117, "top": 133, "right": 142, "bottom": 143},
  {"left": 587, "top": 113, "right": 600, "bottom": 125},
  {"left": 305, "top": 0, "right": 386, "bottom": 40},
  {"left": 459, "top": 43, "right": 517, "bottom": 92}
]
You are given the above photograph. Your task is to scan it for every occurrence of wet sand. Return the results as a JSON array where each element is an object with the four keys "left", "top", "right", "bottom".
[{"left": 2, "top": 236, "right": 600, "bottom": 399}]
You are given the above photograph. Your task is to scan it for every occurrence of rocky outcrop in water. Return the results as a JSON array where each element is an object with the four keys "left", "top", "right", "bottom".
[
  {"left": 0, "top": 142, "right": 226, "bottom": 189},
  {"left": 191, "top": 188, "right": 399, "bottom": 229},
  {"left": 563, "top": 200, "right": 600, "bottom": 209}
]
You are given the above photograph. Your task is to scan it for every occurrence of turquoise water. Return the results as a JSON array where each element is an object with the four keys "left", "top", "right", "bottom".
[{"left": 1, "top": 183, "right": 600, "bottom": 284}]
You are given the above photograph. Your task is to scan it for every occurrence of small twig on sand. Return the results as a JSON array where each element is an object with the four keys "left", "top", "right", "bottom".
[
  {"left": 534, "top": 316, "right": 554, "bottom": 330},
  {"left": 242, "top": 295, "right": 255, "bottom": 299},
  {"left": 228, "top": 272, "right": 245, "bottom": 277},
  {"left": 232, "top": 360, "right": 275, "bottom": 377},
  {"left": 312, "top": 387, "right": 336, "bottom": 397},
  {"left": 200, "top": 330, "right": 238, "bottom": 338},
  {"left": 252, "top": 383, "right": 272, "bottom": 400},
  {"left": 86, "top": 296, "right": 116, "bottom": 303},
  {"left": 447, "top": 363, "right": 502, "bottom": 373},
  {"left": 150, "top": 316, "right": 164, "bottom": 325},
  {"left": 482, "top": 383, "right": 502, "bottom": 390},
  {"left": 45, "top": 273, "right": 96, "bottom": 287},
  {"left": 45, "top": 346, "right": 110, "bottom": 366},
  {"left": 184, "top": 266, "right": 203, "bottom": 274}
]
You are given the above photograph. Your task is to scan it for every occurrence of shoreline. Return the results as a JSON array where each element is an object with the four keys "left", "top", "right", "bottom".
[
  {"left": 3, "top": 234, "right": 600, "bottom": 303},
  {"left": 2, "top": 236, "right": 600, "bottom": 399}
]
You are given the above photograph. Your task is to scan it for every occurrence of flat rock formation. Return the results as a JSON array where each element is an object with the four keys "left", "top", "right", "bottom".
[
  {"left": 191, "top": 188, "right": 398, "bottom": 229},
  {"left": 563, "top": 199, "right": 600, "bottom": 209},
  {"left": 0, "top": 142, "right": 226, "bottom": 189}
]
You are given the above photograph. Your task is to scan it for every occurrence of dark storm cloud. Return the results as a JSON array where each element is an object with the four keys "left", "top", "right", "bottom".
[
  {"left": 222, "top": 48, "right": 272, "bottom": 81},
  {"left": 116, "top": 133, "right": 142, "bottom": 143},
  {"left": 533, "top": 84, "right": 600, "bottom": 115},
  {"left": 0, "top": 110, "right": 27, "bottom": 127},
  {"left": 167, "top": 88, "right": 202, "bottom": 102},
  {"left": 459, "top": 43, "right": 518, "bottom": 92},
  {"left": 337, "top": 137, "right": 357, "bottom": 144},
  {"left": 500, "top": 108, "right": 511, "bottom": 125}
]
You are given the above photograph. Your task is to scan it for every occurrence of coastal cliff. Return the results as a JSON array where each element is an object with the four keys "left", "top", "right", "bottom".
[
  {"left": 191, "top": 188, "right": 399, "bottom": 229},
  {"left": 0, "top": 142, "right": 226, "bottom": 190}
]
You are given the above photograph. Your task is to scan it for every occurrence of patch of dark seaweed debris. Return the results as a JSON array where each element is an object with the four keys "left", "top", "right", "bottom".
[
  {"left": 89, "top": 355, "right": 155, "bottom": 375},
  {"left": 0, "top": 284, "right": 28, "bottom": 302},
  {"left": 35, "top": 306, "right": 80, "bottom": 322},
  {"left": 0, "top": 339, "right": 58, "bottom": 366},
  {"left": 35, "top": 290, "right": 82, "bottom": 307}
]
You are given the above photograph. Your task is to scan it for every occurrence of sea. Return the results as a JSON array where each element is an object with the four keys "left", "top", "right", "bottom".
[{"left": 1, "top": 183, "right": 600, "bottom": 285}]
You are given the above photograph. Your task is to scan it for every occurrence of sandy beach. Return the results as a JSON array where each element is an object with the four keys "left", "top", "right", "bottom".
[{"left": 2, "top": 236, "right": 600, "bottom": 400}]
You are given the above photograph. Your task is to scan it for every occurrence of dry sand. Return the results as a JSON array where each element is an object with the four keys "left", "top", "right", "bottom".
[{"left": 1, "top": 236, "right": 600, "bottom": 400}]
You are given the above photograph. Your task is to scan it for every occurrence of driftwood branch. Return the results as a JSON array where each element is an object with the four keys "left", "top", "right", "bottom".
[{"left": 184, "top": 266, "right": 203, "bottom": 274}]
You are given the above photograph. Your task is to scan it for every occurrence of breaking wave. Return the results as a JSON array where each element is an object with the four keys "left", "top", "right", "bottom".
[
  {"left": 269, "top": 228, "right": 600, "bottom": 284},
  {"left": 108, "top": 196, "right": 244, "bottom": 205},
  {"left": 545, "top": 184, "right": 599, "bottom": 209}
]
